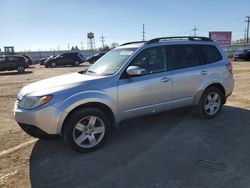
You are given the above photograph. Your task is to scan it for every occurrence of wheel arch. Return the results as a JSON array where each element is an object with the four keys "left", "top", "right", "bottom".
[
  {"left": 60, "top": 102, "right": 116, "bottom": 134},
  {"left": 193, "top": 83, "right": 226, "bottom": 105}
]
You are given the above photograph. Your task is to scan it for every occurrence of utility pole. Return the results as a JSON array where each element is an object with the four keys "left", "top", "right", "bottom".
[
  {"left": 246, "top": 16, "right": 250, "bottom": 43},
  {"left": 192, "top": 26, "right": 198, "bottom": 36},
  {"left": 81, "top": 41, "right": 83, "bottom": 50},
  {"left": 100, "top": 35, "right": 105, "bottom": 49},
  {"left": 244, "top": 28, "right": 247, "bottom": 45},
  {"left": 142, "top": 24, "right": 145, "bottom": 41}
]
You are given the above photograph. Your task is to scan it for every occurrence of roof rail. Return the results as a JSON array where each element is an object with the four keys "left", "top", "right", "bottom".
[
  {"left": 146, "top": 36, "right": 212, "bottom": 44},
  {"left": 120, "top": 41, "right": 146, "bottom": 46}
]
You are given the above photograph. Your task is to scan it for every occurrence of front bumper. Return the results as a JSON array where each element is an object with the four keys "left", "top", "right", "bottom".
[
  {"left": 18, "top": 123, "right": 59, "bottom": 138},
  {"left": 14, "top": 101, "right": 62, "bottom": 135}
]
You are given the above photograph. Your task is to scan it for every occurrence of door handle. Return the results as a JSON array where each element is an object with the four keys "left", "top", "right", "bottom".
[
  {"left": 200, "top": 70, "right": 208, "bottom": 75},
  {"left": 160, "top": 77, "right": 171, "bottom": 83}
]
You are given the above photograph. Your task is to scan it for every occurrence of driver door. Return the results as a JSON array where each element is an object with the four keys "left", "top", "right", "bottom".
[{"left": 118, "top": 46, "right": 173, "bottom": 119}]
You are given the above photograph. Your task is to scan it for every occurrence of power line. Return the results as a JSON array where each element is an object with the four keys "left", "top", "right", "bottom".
[
  {"left": 100, "top": 35, "right": 105, "bottom": 48},
  {"left": 246, "top": 16, "right": 250, "bottom": 43}
]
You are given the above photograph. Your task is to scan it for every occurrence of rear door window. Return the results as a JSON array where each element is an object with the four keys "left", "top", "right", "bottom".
[
  {"left": 8, "top": 56, "right": 19, "bottom": 61},
  {"left": 198, "top": 45, "right": 222, "bottom": 64},
  {"left": 167, "top": 45, "right": 202, "bottom": 70}
]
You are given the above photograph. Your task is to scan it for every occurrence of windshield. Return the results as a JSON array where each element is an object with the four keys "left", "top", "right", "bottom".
[
  {"left": 86, "top": 48, "right": 136, "bottom": 75},
  {"left": 55, "top": 54, "right": 62, "bottom": 58}
]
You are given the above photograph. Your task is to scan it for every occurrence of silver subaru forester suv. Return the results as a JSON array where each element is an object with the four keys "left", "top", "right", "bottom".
[{"left": 14, "top": 36, "right": 234, "bottom": 153}]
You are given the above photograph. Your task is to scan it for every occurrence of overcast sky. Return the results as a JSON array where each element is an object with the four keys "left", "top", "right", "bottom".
[{"left": 0, "top": 0, "right": 249, "bottom": 51}]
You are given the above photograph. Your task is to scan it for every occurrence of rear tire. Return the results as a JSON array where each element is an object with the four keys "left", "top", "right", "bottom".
[
  {"left": 197, "top": 87, "right": 223, "bottom": 118},
  {"left": 63, "top": 108, "right": 110, "bottom": 153},
  {"left": 17, "top": 65, "right": 25, "bottom": 73}
]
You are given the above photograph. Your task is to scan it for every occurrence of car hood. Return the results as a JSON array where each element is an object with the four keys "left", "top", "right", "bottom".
[{"left": 18, "top": 72, "right": 105, "bottom": 98}]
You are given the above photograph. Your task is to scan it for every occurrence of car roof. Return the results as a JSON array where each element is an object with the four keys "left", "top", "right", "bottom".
[
  {"left": 1, "top": 55, "right": 23, "bottom": 58},
  {"left": 118, "top": 36, "right": 216, "bottom": 49}
]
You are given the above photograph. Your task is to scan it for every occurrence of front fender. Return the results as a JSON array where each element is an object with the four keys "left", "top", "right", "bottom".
[{"left": 55, "top": 90, "right": 117, "bottom": 133}]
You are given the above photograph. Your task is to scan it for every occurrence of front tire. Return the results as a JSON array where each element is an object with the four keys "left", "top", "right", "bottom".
[
  {"left": 198, "top": 87, "right": 223, "bottom": 118},
  {"left": 63, "top": 108, "right": 110, "bottom": 153},
  {"left": 51, "top": 62, "right": 57, "bottom": 68}
]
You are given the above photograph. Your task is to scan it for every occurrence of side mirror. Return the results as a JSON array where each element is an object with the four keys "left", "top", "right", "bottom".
[{"left": 126, "top": 66, "right": 143, "bottom": 76}]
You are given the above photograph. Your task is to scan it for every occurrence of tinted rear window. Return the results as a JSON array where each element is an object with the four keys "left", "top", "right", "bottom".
[
  {"left": 199, "top": 45, "right": 222, "bottom": 64},
  {"left": 8, "top": 56, "right": 19, "bottom": 61},
  {"left": 167, "top": 45, "right": 202, "bottom": 70}
]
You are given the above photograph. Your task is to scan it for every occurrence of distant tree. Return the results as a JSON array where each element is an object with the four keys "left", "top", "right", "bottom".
[
  {"left": 71, "top": 46, "right": 75, "bottom": 51},
  {"left": 111, "top": 42, "right": 119, "bottom": 48},
  {"left": 232, "top": 38, "right": 246, "bottom": 44},
  {"left": 102, "top": 45, "right": 110, "bottom": 52},
  {"left": 74, "top": 45, "right": 80, "bottom": 51},
  {"left": 98, "top": 45, "right": 110, "bottom": 52}
]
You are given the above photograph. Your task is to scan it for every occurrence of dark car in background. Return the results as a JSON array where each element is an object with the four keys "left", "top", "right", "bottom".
[
  {"left": 86, "top": 52, "right": 106, "bottom": 64},
  {"left": 40, "top": 54, "right": 56, "bottom": 65},
  {"left": 39, "top": 58, "right": 47, "bottom": 65},
  {"left": 0, "top": 55, "right": 29, "bottom": 73},
  {"left": 44, "top": 52, "right": 84, "bottom": 68},
  {"left": 234, "top": 49, "right": 250, "bottom": 61},
  {"left": 23, "top": 55, "right": 33, "bottom": 65}
]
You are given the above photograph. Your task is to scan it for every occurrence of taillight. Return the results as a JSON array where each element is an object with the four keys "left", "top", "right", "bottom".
[{"left": 226, "top": 63, "right": 233, "bottom": 74}]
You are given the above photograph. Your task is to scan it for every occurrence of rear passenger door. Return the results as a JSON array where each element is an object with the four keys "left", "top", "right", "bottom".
[
  {"left": 57, "top": 54, "right": 69, "bottom": 65},
  {"left": 57, "top": 54, "right": 67, "bottom": 65},
  {"left": 63, "top": 53, "right": 74, "bottom": 65},
  {"left": 6, "top": 56, "right": 18, "bottom": 69},
  {"left": 167, "top": 45, "right": 211, "bottom": 108}
]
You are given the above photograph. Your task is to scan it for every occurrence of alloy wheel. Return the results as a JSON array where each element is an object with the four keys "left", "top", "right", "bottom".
[
  {"left": 73, "top": 116, "right": 105, "bottom": 148},
  {"left": 17, "top": 66, "right": 25, "bottom": 73},
  {"left": 204, "top": 92, "right": 221, "bottom": 116},
  {"left": 51, "top": 62, "right": 56, "bottom": 67}
]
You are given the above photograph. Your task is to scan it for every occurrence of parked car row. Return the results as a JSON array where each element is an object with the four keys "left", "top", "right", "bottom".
[{"left": 0, "top": 51, "right": 107, "bottom": 73}]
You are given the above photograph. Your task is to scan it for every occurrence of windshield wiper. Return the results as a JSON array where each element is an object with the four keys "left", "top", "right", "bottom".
[
  {"left": 78, "top": 69, "right": 88, "bottom": 74},
  {"left": 87, "top": 70, "right": 97, "bottom": 74}
]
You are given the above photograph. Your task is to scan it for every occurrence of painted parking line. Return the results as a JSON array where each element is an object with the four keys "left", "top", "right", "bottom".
[{"left": 0, "top": 139, "right": 38, "bottom": 158}]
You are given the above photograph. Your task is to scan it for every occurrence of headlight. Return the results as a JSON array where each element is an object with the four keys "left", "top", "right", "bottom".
[{"left": 20, "top": 95, "right": 53, "bottom": 109}]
